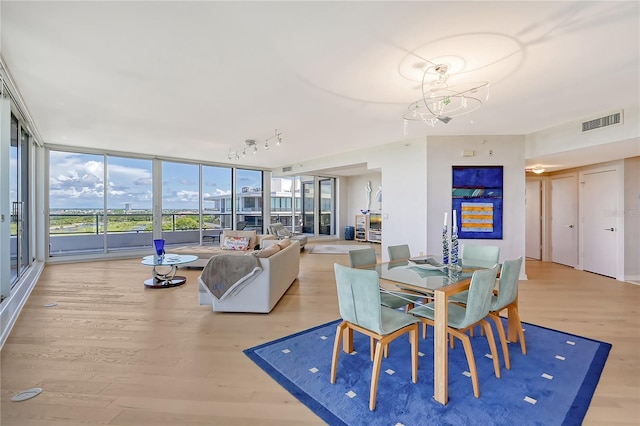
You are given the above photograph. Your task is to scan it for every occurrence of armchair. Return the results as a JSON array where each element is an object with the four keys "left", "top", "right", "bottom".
[{"left": 266, "top": 222, "right": 307, "bottom": 249}]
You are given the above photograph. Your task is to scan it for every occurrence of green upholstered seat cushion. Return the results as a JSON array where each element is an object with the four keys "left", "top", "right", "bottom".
[{"left": 379, "top": 305, "right": 420, "bottom": 335}]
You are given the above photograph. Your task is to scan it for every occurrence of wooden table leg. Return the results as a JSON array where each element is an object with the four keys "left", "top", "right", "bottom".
[
  {"left": 434, "top": 289, "right": 448, "bottom": 405},
  {"left": 507, "top": 295, "right": 519, "bottom": 342}
]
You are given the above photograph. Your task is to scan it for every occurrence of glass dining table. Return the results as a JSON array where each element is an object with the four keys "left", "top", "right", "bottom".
[{"left": 351, "top": 257, "right": 509, "bottom": 405}]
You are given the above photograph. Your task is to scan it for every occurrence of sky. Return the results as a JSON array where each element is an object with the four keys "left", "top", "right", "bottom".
[{"left": 48, "top": 151, "right": 262, "bottom": 210}]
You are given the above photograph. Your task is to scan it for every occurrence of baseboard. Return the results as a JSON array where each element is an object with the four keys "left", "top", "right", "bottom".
[
  {"left": 624, "top": 275, "right": 640, "bottom": 285},
  {"left": 0, "top": 261, "right": 44, "bottom": 349}
]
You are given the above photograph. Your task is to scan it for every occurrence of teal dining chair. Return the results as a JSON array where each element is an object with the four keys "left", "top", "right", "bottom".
[
  {"left": 348, "top": 247, "right": 377, "bottom": 268},
  {"left": 450, "top": 256, "right": 525, "bottom": 370},
  {"left": 387, "top": 244, "right": 411, "bottom": 261},
  {"left": 461, "top": 244, "right": 500, "bottom": 267},
  {"left": 409, "top": 264, "right": 501, "bottom": 398},
  {"left": 331, "top": 263, "right": 420, "bottom": 411},
  {"left": 349, "top": 248, "right": 419, "bottom": 311}
]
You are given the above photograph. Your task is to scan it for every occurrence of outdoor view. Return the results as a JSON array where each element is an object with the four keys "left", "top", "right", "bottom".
[
  {"left": 48, "top": 150, "right": 258, "bottom": 255},
  {"left": 47, "top": 150, "right": 333, "bottom": 257}
]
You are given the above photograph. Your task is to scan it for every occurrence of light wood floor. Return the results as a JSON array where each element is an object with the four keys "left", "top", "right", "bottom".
[{"left": 1, "top": 242, "right": 639, "bottom": 425}]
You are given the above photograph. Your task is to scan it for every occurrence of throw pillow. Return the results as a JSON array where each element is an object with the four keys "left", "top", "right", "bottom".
[
  {"left": 277, "top": 238, "right": 292, "bottom": 249},
  {"left": 257, "top": 243, "right": 281, "bottom": 258},
  {"left": 222, "top": 236, "right": 250, "bottom": 251},
  {"left": 221, "top": 230, "right": 257, "bottom": 249}
]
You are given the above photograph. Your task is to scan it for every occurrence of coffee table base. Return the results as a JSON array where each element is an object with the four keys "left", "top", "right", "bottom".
[{"left": 144, "top": 276, "right": 187, "bottom": 288}]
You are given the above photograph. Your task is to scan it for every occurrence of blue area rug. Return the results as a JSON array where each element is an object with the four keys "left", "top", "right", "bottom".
[{"left": 244, "top": 318, "right": 611, "bottom": 426}]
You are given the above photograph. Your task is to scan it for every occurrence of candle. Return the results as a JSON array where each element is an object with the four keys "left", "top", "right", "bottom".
[
  {"left": 453, "top": 209, "right": 457, "bottom": 229},
  {"left": 443, "top": 212, "right": 448, "bottom": 227}
]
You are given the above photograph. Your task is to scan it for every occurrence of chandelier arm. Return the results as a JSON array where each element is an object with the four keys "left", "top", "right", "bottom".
[{"left": 421, "top": 67, "right": 443, "bottom": 118}]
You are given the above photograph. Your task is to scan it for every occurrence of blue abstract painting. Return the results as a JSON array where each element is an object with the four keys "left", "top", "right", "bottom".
[{"left": 452, "top": 166, "right": 503, "bottom": 239}]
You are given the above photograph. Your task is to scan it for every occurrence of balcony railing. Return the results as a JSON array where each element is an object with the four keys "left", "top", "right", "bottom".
[{"left": 48, "top": 211, "right": 320, "bottom": 256}]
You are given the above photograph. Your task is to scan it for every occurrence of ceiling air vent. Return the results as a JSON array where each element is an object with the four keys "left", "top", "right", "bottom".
[
  {"left": 282, "top": 166, "right": 292, "bottom": 172},
  {"left": 582, "top": 111, "right": 623, "bottom": 132}
]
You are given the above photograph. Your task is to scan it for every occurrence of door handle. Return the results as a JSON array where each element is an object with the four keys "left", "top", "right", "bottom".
[
  {"left": 604, "top": 228, "right": 615, "bottom": 231},
  {"left": 566, "top": 224, "right": 574, "bottom": 228}
]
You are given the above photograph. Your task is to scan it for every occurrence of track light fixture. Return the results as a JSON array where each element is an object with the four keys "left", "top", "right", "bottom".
[{"left": 228, "top": 129, "right": 283, "bottom": 161}]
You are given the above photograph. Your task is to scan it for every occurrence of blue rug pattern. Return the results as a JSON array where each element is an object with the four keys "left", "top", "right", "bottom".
[{"left": 244, "top": 318, "right": 611, "bottom": 426}]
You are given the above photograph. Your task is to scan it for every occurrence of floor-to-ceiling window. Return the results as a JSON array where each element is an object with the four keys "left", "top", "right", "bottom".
[
  {"left": 48, "top": 149, "right": 266, "bottom": 256},
  {"left": 202, "top": 165, "right": 232, "bottom": 241},
  {"left": 105, "top": 156, "right": 153, "bottom": 251},
  {"left": 236, "top": 169, "right": 263, "bottom": 231},
  {"left": 49, "top": 151, "right": 105, "bottom": 255},
  {"left": 161, "top": 161, "right": 200, "bottom": 245},
  {"left": 270, "top": 176, "right": 294, "bottom": 228}
]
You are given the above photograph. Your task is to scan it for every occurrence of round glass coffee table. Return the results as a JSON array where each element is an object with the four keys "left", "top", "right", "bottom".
[{"left": 141, "top": 254, "right": 198, "bottom": 288}]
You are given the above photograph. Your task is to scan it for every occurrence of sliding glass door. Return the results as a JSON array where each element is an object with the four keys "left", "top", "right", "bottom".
[
  {"left": 319, "top": 178, "right": 334, "bottom": 235},
  {"left": 9, "top": 115, "right": 30, "bottom": 286},
  {"left": 301, "top": 178, "right": 315, "bottom": 234}
]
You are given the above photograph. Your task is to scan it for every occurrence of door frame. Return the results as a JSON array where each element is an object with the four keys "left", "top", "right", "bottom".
[
  {"left": 578, "top": 164, "right": 625, "bottom": 281},
  {"left": 525, "top": 177, "right": 544, "bottom": 260}
]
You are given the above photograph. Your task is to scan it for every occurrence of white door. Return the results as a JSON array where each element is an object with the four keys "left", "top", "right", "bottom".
[
  {"left": 525, "top": 179, "right": 541, "bottom": 259},
  {"left": 582, "top": 169, "right": 619, "bottom": 278},
  {"left": 551, "top": 174, "right": 578, "bottom": 267}
]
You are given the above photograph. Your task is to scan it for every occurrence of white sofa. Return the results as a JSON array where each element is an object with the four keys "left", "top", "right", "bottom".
[{"left": 198, "top": 239, "right": 300, "bottom": 313}]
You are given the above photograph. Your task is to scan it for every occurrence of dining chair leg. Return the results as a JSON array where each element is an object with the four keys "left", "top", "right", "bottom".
[
  {"left": 370, "top": 337, "right": 389, "bottom": 359},
  {"left": 451, "top": 329, "right": 480, "bottom": 398},
  {"left": 480, "top": 319, "right": 501, "bottom": 379},
  {"left": 511, "top": 305, "right": 527, "bottom": 355},
  {"left": 489, "top": 313, "right": 511, "bottom": 370},
  {"left": 369, "top": 336, "right": 375, "bottom": 361},
  {"left": 370, "top": 339, "right": 385, "bottom": 410},
  {"left": 331, "top": 322, "right": 348, "bottom": 384}
]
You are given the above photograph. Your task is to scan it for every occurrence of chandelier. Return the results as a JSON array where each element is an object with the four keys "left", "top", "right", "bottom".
[
  {"left": 403, "top": 62, "right": 489, "bottom": 127},
  {"left": 228, "top": 129, "right": 283, "bottom": 160}
]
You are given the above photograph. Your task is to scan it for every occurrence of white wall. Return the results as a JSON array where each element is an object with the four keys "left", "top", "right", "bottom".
[
  {"left": 347, "top": 172, "right": 381, "bottom": 219},
  {"left": 425, "top": 136, "right": 527, "bottom": 276},
  {"left": 525, "top": 104, "right": 639, "bottom": 158},
  {"left": 376, "top": 140, "right": 428, "bottom": 261}
]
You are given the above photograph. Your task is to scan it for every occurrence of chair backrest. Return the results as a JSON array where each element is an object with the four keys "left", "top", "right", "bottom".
[
  {"left": 457, "top": 264, "right": 500, "bottom": 329},
  {"left": 388, "top": 244, "right": 411, "bottom": 261},
  {"left": 334, "top": 263, "right": 384, "bottom": 334},
  {"left": 491, "top": 256, "right": 523, "bottom": 311},
  {"left": 236, "top": 221, "right": 247, "bottom": 230},
  {"left": 348, "top": 248, "right": 377, "bottom": 268},
  {"left": 461, "top": 244, "right": 500, "bottom": 267}
]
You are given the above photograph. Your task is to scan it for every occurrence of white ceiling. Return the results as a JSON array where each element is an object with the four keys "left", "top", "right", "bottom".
[{"left": 1, "top": 1, "right": 639, "bottom": 174}]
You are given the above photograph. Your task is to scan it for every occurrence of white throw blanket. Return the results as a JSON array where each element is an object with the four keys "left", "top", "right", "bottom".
[{"left": 198, "top": 254, "right": 262, "bottom": 301}]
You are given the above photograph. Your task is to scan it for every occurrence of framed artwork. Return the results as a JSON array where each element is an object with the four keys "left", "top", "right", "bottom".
[{"left": 452, "top": 165, "right": 503, "bottom": 239}]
